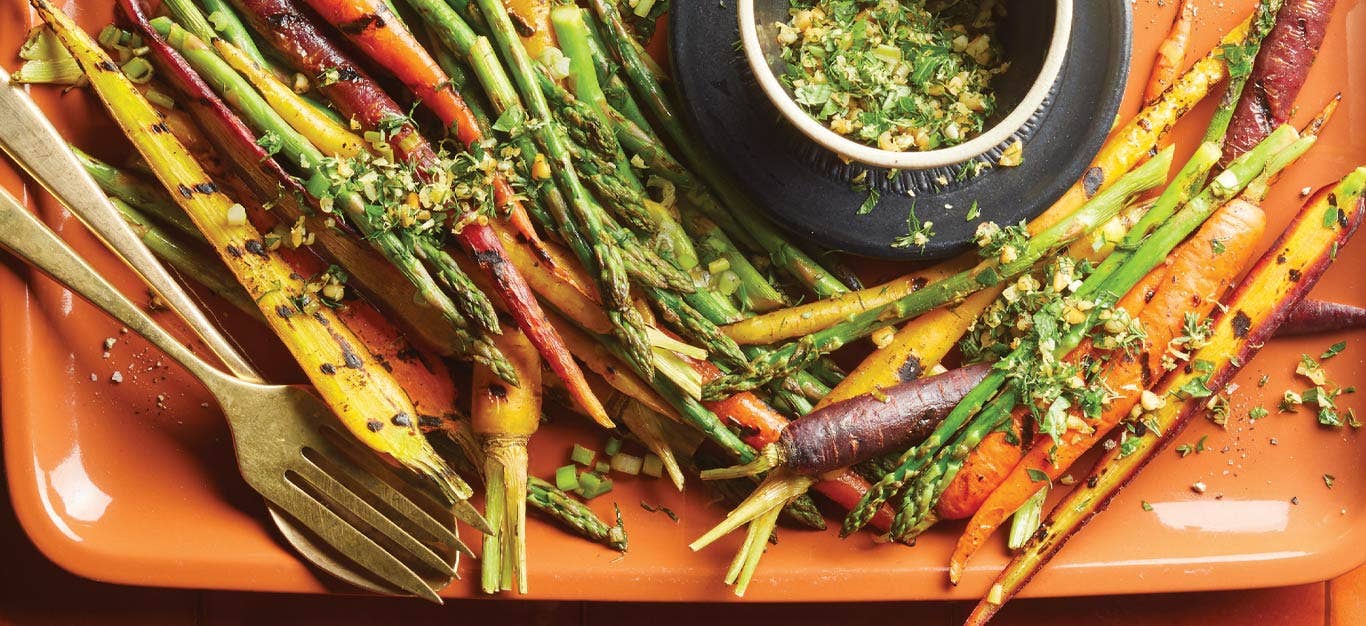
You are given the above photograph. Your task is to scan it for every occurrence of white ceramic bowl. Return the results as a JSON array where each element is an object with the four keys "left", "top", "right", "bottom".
[{"left": 738, "top": 0, "right": 1074, "bottom": 170}]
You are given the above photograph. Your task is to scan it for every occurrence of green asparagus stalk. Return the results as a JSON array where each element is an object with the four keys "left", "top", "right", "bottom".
[
  {"left": 844, "top": 128, "right": 1297, "bottom": 536},
  {"left": 197, "top": 0, "right": 276, "bottom": 74},
  {"left": 1200, "top": 0, "right": 1283, "bottom": 148},
  {"left": 706, "top": 147, "right": 1176, "bottom": 399},
  {"left": 684, "top": 210, "right": 788, "bottom": 312},
  {"left": 550, "top": 5, "right": 699, "bottom": 269},
  {"left": 577, "top": 7, "right": 655, "bottom": 135},
  {"left": 528, "top": 478, "right": 627, "bottom": 551},
  {"left": 587, "top": 0, "right": 849, "bottom": 298},
  {"left": 73, "top": 145, "right": 201, "bottom": 239},
  {"left": 466, "top": 0, "right": 652, "bottom": 379},
  {"left": 149, "top": 15, "right": 515, "bottom": 379},
  {"left": 111, "top": 197, "right": 260, "bottom": 316}
]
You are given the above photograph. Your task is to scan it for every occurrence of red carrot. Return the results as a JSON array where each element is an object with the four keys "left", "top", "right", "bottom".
[
  {"left": 228, "top": 0, "right": 607, "bottom": 426},
  {"left": 690, "top": 358, "right": 897, "bottom": 532},
  {"left": 1276, "top": 298, "right": 1366, "bottom": 336},
  {"left": 1220, "top": 0, "right": 1338, "bottom": 167}
]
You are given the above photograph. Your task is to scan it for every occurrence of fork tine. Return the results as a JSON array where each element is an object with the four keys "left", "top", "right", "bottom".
[
  {"left": 314, "top": 424, "right": 492, "bottom": 536},
  {"left": 303, "top": 442, "right": 473, "bottom": 559},
  {"left": 289, "top": 457, "right": 460, "bottom": 580},
  {"left": 270, "top": 476, "right": 446, "bottom": 603}
]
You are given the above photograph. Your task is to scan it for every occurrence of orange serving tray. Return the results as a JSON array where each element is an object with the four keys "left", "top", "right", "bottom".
[{"left": 2, "top": 0, "right": 1364, "bottom": 602}]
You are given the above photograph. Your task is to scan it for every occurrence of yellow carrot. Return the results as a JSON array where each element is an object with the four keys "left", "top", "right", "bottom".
[
  {"left": 31, "top": 0, "right": 479, "bottom": 512},
  {"left": 821, "top": 201, "right": 1150, "bottom": 409},
  {"left": 472, "top": 325, "right": 541, "bottom": 594},
  {"left": 211, "top": 37, "right": 367, "bottom": 157}
]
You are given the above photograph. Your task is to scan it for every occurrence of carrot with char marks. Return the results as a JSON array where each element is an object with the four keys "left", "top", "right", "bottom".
[
  {"left": 228, "top": 0, "right": 608, "bottom": 427},
  {"left": 967, "top": 167, "right": 1366, "bottom": 625},
  {"left": 1220, "top": 0, "right": 1338, "bottom": 167},
  {"left": 947, "top": 198, "right": 1267, "bottom": 583},
  {"left": 29, "top": 0, "right": 484, "bottom": 521},
  {"left": 935, "top": 265, "right": 1170, "bottom": 522}
]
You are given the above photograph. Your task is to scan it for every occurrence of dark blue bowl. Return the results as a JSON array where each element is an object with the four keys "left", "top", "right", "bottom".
[{"left": 669, "top": 1, "right": 1133, "bottom": 260}]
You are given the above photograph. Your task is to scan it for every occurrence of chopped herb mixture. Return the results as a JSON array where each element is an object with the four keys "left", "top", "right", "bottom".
[
  {"left": 959, "top": 249, "right": 1145, "bottom": 444},
  {"left": 776, "top": 0, "right": 1008, "bottom": 151}
]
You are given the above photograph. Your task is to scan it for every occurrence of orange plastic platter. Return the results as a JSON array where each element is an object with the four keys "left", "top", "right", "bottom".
[{"left": 2, "top": 0, "right": 1364, "bottom": 602}]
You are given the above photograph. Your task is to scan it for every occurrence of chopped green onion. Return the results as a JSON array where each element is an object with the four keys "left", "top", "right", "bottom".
[
  {"left": 714, "top": 270, "right": 742, "bottom": 296},
  {"left": 641, "top": 454, "right": 663, "bottom": 478},
  {"left": 706, "top": 258, "right": 731, "bottom": 275},
  {"left": 594, "top": 461, "right": 611, "bottom": 474},
  {"left": 578, "top": 472, "right": 614, "bottom": 499},
  {"left": 144, "top": 88, "right": 176, "bottom": 110},
  {"left": 570, "top": 443, "right": 596, "bottom": 466},
  {"left": 611, "top": 453, "right": 643, "bottom": 476},
  {"left": 555, "top": 465, "right": 580, "bottom": 491},
  {"left": 1007, "top": 486, "right": 1048, "bottom": 550},
  {"left": 97, "top": 24, "right": 122, "bottom": 49},
  {"left": 604, "top": 437, "right": 623, "bottom": 457},
  {"left": 121, "top": 57, "right": 154, "bottom": 84}
]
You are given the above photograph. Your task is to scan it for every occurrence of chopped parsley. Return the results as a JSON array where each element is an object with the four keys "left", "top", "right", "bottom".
[
  {"left": 775, "top": 0, "right": 1008, "bottom": 151},
  {"left": 890, "top": 202, "right": 935, "bottom": 250},
  {"left": 1210, "top": 238, "right": 1226, "bottom": 255},
  {"left": 1321, "top": 341, "right": 1347, "bottom": 360},
  {"left": 857, "top": 186, "right": 881, "bottom": 215},
  {"left": 256, "top": 130, "right": 284, "bottom": 156}
]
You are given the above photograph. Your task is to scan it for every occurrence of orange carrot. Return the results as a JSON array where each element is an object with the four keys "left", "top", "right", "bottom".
[
  {"left": 1144, "top": 0, "right": 1194, "bottom": 105},
  {"left": 935, "top": 263, "right": 1173, "bottom": 521},
  {"left": 948, "top": 199, "right": 1267, "bottom": 583}
]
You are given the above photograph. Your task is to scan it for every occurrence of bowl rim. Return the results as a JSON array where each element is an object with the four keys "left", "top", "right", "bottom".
[{"left": 737, "top": 0, "right": 1075, "bottom": 170}]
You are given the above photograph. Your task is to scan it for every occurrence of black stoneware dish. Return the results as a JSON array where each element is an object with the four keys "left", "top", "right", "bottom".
[{"left": 669, "top": 0, "right": 1132, "bottom": 260}]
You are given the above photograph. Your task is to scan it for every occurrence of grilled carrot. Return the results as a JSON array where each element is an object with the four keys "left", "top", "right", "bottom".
[
  {"left": 967, "top": 168, "right": 1366, "bottom": 624},
  {"left": 948, "top": 199, "right": 1267, "bottom": 583},
  {"left": 228, "top": 0, "right": 607, "bottom": 426},
  {"left": 1221, "top": 0, "right": 1338, "bottom": 167},
  {"left": 334, "top": 301, "right": 461, "bottom": 430},
  {"left": 687, "top": 358, "right": 896, "bottom": 533},
  {"left": 32, "top": 0, "right": 484, "bottom": 522},
  {"left": 505, "top": 0, "right": 556, "bottom": 59},
  {"left": 471, "top": 325, "right": 542, "bottom": 594},
  {"left": 935, "top": 265, "right": 1171, "bottom": 521},
  {"left": 1144, "top": 0, "right": 1194, "bottom": 105}
]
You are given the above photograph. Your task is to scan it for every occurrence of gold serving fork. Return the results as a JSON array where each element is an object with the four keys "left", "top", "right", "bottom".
[{"left": 0, "top": 74, "right": 463, "bottom": 601}]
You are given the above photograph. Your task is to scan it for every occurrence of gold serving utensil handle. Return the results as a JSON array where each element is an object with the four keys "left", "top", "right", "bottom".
[{"left": 0, "top": 70, "right": 260, "bottom": 381}]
